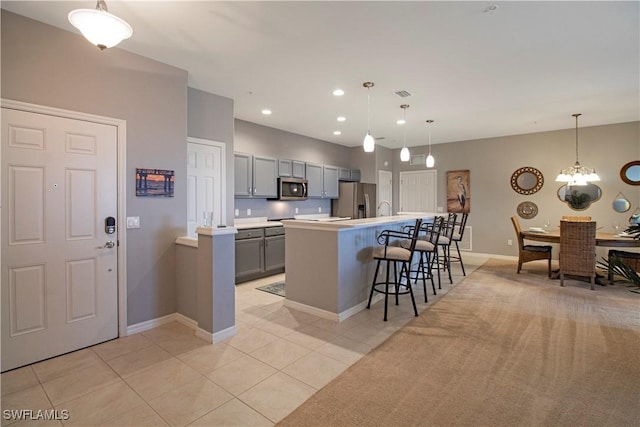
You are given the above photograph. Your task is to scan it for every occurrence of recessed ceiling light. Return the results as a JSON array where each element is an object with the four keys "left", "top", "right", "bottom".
[
  {"left": 261, "top": 109, "right": 272, "bottom": 115},
  {"left": 337, "top": 116, "right": 346, "bottom": 122},
  {"left": 396, "top": 119, "right": 406, "bottom": 125},
  {"left": 333, "top": 131, "right": 342, "bottom": 135},
  {"left": 333, "top": 89, "right": 344, "bottom": 96}
]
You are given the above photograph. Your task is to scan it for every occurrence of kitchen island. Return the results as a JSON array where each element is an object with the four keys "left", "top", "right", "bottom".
[{"left": 281, "top": 213, "right": 436, "bottom": 321}]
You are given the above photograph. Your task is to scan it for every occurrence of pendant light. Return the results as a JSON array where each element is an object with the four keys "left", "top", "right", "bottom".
[
  {"left": 399, "top": 104, "right": 410, "bottom": 162},
  {"left": 426, "top": 119, "right": 435, "bottom": 168},
  {"left": 68, "top": 0, "right": 133, "bottom": 50},
  {"left": 363, "top": 82, "right": 375, "bottom": 152},
  {"left": 555, "top": 113, "right": 600, "bottom": 186}
]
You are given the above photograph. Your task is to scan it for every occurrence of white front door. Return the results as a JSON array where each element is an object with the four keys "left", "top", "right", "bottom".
[
  {"left": 187, "top": 139, "right": 224, "bottom": 237},
  {"left": 1, "top": 109, "right": 119, "bottom": 371},
  {"left": 399, "top": 170, "right": 437, "bottom": 213}
]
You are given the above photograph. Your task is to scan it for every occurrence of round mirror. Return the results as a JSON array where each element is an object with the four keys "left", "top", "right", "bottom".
[
  {"left": 557, "top": 183, "right": 602, "bottom": 210},
  {"left": 612, "top": 192, "right": 631, "bottom": 213},
  {"left": 620, "top": 160, "right": 640, "bottom": 185},
  {"left": 510, "top": 167, "right": 544, "bottom": 195}
]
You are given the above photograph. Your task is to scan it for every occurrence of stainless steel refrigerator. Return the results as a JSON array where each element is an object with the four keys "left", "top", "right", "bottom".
[{"left": 332, "top": 182, "right": 377, "bottom": 219}]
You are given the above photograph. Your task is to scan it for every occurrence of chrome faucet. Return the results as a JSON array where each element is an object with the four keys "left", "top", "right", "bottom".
[{"left": 377, "top": 200, "right": 391, "bottom": 216}]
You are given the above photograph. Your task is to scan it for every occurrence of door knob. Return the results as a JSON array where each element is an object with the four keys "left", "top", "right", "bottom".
[{"left": 98, "top": 241, "right": 116, "bottom": 249}]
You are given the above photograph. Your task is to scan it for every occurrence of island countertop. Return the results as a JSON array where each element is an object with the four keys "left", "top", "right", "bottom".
[
  {"left": 282, "top": 213, "right": 437, "bottom": 321},
  {"left": 281, "top": 213, "right": 438, "bottom": 230}
]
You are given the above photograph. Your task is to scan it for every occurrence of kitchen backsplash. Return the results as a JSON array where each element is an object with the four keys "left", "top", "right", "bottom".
[{"left": 234, "top": 198, "right": 331, "bottom": 220}]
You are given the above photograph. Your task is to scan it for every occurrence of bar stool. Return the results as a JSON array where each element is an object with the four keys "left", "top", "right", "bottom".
[
  {"left": 450, "top": 213, "right": 469, "bottom": 276},
  {"left": 400, "top": 216, "right": 444, "bottom": 302},
  {"left": 367, "top": 218, "right": 422, "bottom": 321},
  {"left": 436, "top": 213, "right": 457, "bottom": 285}
]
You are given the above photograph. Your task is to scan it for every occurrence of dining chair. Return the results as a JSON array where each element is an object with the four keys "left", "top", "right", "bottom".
[
  {"left": 450, "top": 212, "right": 469, "bottom": 276},
  {"left": 511, "top": 216, "right": 552, "bottom": 277},
  {"left": 559, "top": 220, "right": 597, "bottom": 289},
  {"left": 561, "top": 215, "right": 591, "bottom": 221},
  {"left": 367, "top": 218, "right": 422, "bottom": 321}
]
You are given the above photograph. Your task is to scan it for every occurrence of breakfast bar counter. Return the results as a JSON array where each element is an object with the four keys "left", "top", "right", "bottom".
[{"left": 281, "top": 213, "right": 436, "bottom": 321}]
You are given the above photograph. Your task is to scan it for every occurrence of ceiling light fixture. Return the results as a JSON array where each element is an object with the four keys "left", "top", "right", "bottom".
[
  {"left": 261, "top": 109, "right": 272, "bottom": 115},
  {"left": 333, "top": 131, "right": 342, "bottom": 135},
  {"left": 555, "top": 113, "right": 600, "bottom": 186},
  {"left": 426, "top": 120, "right": 435, "bottom": 168},
  {"left": 337, "top": 116, "right": 346, "bottom": 122},
  {"left": 333, "top": 89, "right": 345, "bottom": 96},
  {"left": 400, "top": 104, "right": 410, "bottom": 162},
  {"left": 68, "top": 0, "right": 133, "bottom": 50},
  {"left": 363, "top": 82, "right": 375, "bottom": 152}
]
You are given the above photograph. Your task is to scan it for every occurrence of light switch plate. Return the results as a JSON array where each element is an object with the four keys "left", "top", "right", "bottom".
[{"left": 127, "top": 216, "right": 140, "bottom": 229}]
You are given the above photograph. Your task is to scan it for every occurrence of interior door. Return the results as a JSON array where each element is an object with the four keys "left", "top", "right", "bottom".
[
  {"left": 187, "top": 141, "right": 222, "bottom": 236},
  {"left": 378, "top": 170, "right": 393, "bottom": 215},
  {"left": 399, "top": 170, "right": 437, "bottom": 213},
  {"left": 1, "top": 108, "right": 118, "bottom": 371}
]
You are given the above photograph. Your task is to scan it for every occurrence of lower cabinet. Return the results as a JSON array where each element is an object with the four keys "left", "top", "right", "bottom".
[{"left": 235, "top": 226, "right": 285, "bottom": 283}]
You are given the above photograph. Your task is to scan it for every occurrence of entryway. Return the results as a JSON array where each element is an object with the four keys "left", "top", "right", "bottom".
[{"left": 1, "top": 101, "right": 126, "bottom": 371}]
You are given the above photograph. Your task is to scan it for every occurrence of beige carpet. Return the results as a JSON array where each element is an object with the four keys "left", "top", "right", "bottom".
[{"left": 278, "top": 259, "right": 640, "bottom": 427}]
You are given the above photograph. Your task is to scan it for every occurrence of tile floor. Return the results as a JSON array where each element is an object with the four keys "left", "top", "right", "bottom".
[{"left": 1, "top": 254, "right": 488, "bottom": 427}]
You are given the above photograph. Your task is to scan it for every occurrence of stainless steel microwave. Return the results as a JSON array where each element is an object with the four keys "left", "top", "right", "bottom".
[{"left": 277, "top": 177, "right": 308, "bottom": 200}]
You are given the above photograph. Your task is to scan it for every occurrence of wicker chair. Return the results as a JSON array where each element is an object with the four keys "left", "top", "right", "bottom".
[
  {"left": 562, "top": 216, "right": 592, "bottom": 221},
  {"left": 559, "top": 220, "right": 597, "bottom": 289},
  {"left": 511, "top": 216, "right": 552, "bottom": 277}
]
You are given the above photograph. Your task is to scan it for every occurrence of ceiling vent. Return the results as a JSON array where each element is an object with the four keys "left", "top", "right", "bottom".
[
  {"left": 395, "top": 90, "right": 411, "bottom": 98},
  {"left": 375, "top": 136, "right": 386, "bottom": 141}
]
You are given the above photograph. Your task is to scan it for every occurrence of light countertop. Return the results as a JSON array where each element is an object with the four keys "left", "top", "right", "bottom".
[{"left": 281, "top": 213, "right": 438, "bottom": 230}]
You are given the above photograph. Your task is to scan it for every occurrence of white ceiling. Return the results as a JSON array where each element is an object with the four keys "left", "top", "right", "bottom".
[{"left": 3, "top": 1, "right": 639, "bottom": 149}]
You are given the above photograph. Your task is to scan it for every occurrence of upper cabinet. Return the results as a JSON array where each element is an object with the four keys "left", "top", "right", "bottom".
[
  {"left": 279, "top": 159, "right": 306, "bottom": 179},
  {"left": 234, "top": 153, "right": 277, "bottom": 198},
  {"left": 307, "top": 163, "right": 339, "bottom": 198},
  {"left": 338, "top": 168, "right": 361, "bottom": 182},
  {"left": 234, "top": 152, "right": 253, "bottom": 197}
]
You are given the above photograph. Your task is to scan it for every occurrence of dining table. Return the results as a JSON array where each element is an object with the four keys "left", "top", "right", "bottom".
[{"left": 521, "top": 229, "right": 640, "bottom": 248}]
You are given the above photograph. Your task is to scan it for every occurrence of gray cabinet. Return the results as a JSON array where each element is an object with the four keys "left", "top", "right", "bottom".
[
  {"left": 234, "top": 153, "right": 277, "bottom": 198},
  {"left": 253, "top": 156, "right": 278, "bottom": 197},
  {"left": 350, "top": 169, "right": 361, "bottom": 182},
  {"left": 265, "top": 227, "right": 285, "bottom": 272},
  {"left": 292, "top": 161, "right": 306, "bottom": 179},
  {"left": 306, "top": 163, "right": 339, "bottom": 198},
  {"left": 278, "top": 159, "right": 292, "bottom": 177},
  {"left": 234, "top": 153, "right": 253, "bottom": 197},
  {"left": 235, "top": 226, "right": 285, "bottom": 283},
  {"left": 235, "top": 228, "right": 265, "bottom": 281},
  {"left": 339, "top": 168, "right": 361, "bottom": 182},
  {"left": 323, "top": 165, "right": 339, "bottom": 198}
]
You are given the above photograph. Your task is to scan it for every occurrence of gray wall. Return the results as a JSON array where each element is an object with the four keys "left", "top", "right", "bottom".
[
  {"left": 187, "top": 87, "right": 235, "bottom": 226},
  {"left": 393, "top": 121, "right": 640, "bottom": 257},
  {"left": 2, "top": 10, "right": 188, "bottom": 326}
]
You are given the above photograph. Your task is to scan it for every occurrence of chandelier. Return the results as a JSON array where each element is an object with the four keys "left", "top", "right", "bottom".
[
  {"left": 555, "top": 113, "right": 600, "bottom": 186},
  {"left": 362, "top": 82, "right": 375, "bottom": 152}
]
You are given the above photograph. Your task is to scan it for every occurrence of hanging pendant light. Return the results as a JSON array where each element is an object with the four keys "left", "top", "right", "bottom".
[
  {"left": 68, "top": 0, "right": 133, "bottom": 50},
  {"left": 399, "top": 104, "right": 410, "bottom": 162},
  {"left": 425, "top": 119, "right": 435, "bottom": 168},
  {"left": 363, "top": 82, "right": 375, "bottom": 152},
  {"left": 555, "top": 113, "right": 600, "bottom": 186}
]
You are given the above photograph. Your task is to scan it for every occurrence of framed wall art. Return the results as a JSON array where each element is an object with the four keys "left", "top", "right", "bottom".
[
  {"left": 136, "top": 168, "right": 175, "bottom": 197},
  {"left": 447, "top": 169, "right": 470, "bottom": 213}
]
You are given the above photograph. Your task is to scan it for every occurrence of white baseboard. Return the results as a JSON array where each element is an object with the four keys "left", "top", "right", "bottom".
[
  {"left": 284, "top": 300, "right": 340, "bottom": 322},
  {"left": 126, "top": 312, "right": 235, "bottom": 343},
  {"left": 126, "top": 313, "right": 181, "bottom": 335}
]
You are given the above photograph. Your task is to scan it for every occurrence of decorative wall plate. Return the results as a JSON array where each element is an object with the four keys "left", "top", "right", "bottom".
[
  {"left": 517, "top": 201, "right": 538, "bottom": 219},
  {"left": 511, "top": 166, "right": 544, "bottom": 195}
]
